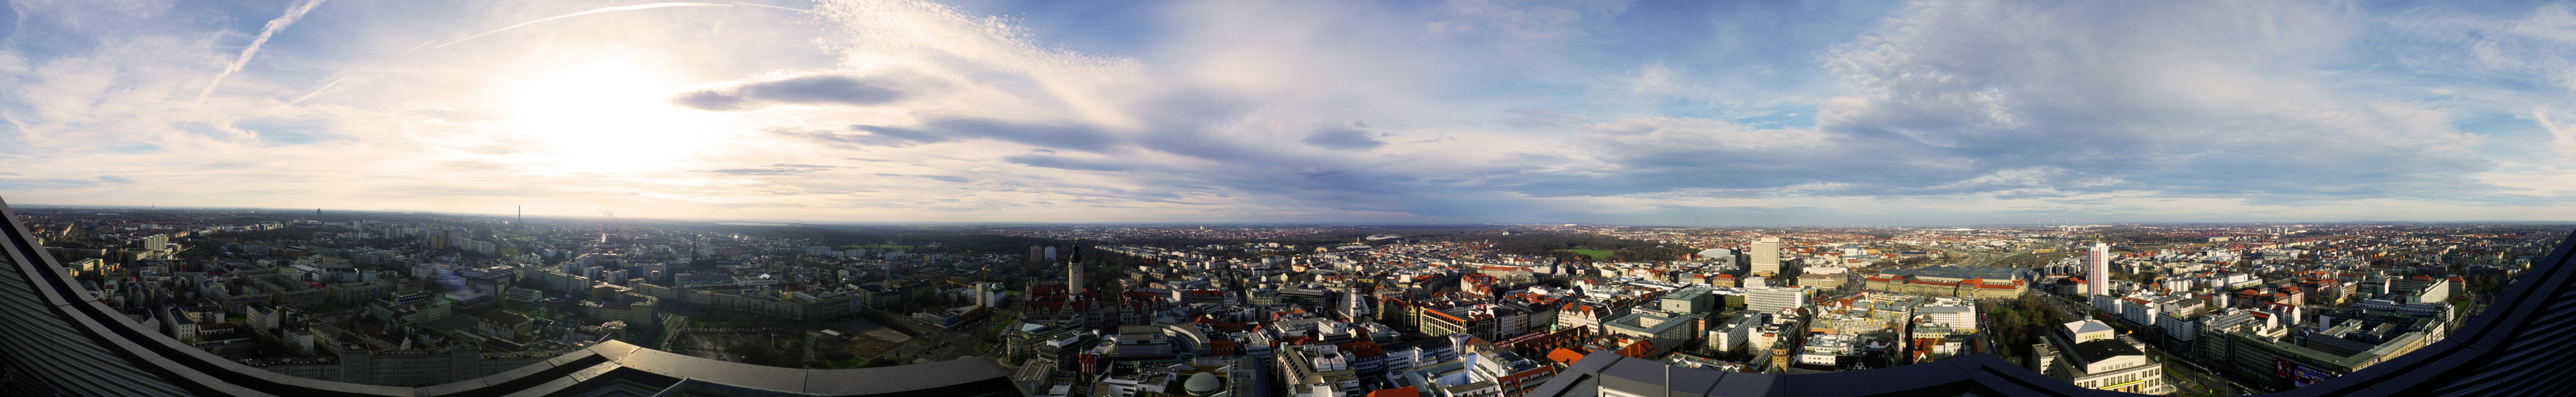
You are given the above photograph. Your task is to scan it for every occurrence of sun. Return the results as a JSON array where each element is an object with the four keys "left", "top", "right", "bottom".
[{"left": 490, "top": 54, "right": 724, "bottom": 175}]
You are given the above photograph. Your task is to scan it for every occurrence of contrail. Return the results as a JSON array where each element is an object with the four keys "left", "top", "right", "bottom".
[
  {"left": 430, "top": 2, "right": 733, "bottom": 49},
  {"left": 730, "top": 2, "right": 819, "bottom": 13},
  {"left": 196, "top": 0, "right": 328, "bottom": 103},
  {"left": 287, "top": 67, "right": 367, "bottom": 105}
]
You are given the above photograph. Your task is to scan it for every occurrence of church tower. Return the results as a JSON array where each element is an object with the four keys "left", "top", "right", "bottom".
[{"left": 1067, "top": 245, "right": 1086, "bottom": 294}]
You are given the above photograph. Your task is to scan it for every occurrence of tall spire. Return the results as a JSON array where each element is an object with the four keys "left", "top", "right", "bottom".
[{"left": 1067, "top": 244, "right": 1086, "bottom": 294}]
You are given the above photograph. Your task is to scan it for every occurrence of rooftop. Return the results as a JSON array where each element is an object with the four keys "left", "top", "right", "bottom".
[{"left": 2063, "top": 339, "right": 2143, "bottom": 366}]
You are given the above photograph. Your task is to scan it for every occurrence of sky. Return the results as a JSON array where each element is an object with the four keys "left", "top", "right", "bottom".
[{"left": 0, "top": 0, "right": 2572, "bottom": 225}]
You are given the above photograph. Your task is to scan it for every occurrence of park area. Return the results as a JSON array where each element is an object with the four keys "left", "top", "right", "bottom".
[{"left": 1567, "top": 248, "right": 1615, "bottom": 260}]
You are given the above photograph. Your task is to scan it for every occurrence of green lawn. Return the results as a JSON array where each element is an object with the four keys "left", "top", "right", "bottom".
[{"left": 1567, "top": 249, "right": 1615, "bottom": 260}]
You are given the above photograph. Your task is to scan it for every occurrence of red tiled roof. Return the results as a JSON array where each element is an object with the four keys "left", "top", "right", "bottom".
[
  {"left": 1338, "top": 341, "right": 1386, "bottom": 357},
  {"left": 1547, "top": 347, "right": 1590, "bottom": 364},
  {"left": 1367, "top": 387, "right": 1421, "bottom": 397}
]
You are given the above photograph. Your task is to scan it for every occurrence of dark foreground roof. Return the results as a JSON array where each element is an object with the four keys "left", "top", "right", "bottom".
[
  {"left": 0, "top": 197, "right": 1021, "bottom": 396},
  {"left": 1540, "top": 226, "right": 2576, "bottom": 397}
]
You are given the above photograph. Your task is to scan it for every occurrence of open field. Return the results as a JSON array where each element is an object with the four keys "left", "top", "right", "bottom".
[{"left": 1567, "top": 249, "right": 1614, "bottom": 260}]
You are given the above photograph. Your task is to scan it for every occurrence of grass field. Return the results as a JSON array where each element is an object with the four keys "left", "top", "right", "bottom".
[{"left": 1567, "top": 249, "right": 1614, "bottom": 260}]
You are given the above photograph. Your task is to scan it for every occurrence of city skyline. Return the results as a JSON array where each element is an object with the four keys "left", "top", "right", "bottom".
[
  {"left": 26, "top": 202, "right": 2576, "bottom": 227},
  {"left": 3, "top": 0, "right": 2575, "bottom": 225},
  {"left": 4, "top": 200, "right": 2558, "bottom": 395}
]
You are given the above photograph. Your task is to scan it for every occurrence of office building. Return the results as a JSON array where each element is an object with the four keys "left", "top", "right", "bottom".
[
  {"left": 1601, "top": 312, "right": 1695, "bottom": 357},
  {"left": 1751, "top": 237, "right": 1782, "bottom": 276},
  {"left": 1746, "top": 286, "right": 1805, "bottom": 314},
  {"left": 1659, "top": 287, "right": 1716, "bottom": 315}
]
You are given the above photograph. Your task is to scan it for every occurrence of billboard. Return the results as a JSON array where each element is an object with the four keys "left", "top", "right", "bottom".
[{"left": 2274, "top": 358, "right": 2335, "bottom": 387}]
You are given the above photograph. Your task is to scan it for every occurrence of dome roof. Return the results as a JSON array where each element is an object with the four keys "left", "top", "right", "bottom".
[{"left": 1184, "top": 372, "right": 1222, "bottom": 395}]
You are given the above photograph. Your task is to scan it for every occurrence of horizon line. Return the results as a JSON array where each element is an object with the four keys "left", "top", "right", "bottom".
[{"left": 11, "top": 202, "right": 2574, "bottom": 229}]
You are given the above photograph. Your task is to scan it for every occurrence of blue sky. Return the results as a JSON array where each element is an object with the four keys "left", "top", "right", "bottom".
[{"left": 0, "top": 0, "right": 2571, "bottom": 225}]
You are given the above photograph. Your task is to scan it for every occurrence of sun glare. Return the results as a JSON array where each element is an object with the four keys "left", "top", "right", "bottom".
[{"left": 493, "top": 56, "right": 723, "bottom": 175}]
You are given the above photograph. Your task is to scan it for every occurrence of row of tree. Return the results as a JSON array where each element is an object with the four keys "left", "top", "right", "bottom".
[
  {"left": 1982, "top": 295, "right": 2075, "bottom": 364},
  {"left": 1468, "top": 232, "right": 1693, "bottom": 262}
]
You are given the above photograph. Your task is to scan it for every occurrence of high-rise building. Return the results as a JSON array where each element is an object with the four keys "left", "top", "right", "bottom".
[
  {"left": 2088, "top": 242, "right": 2110, "bottom": 296},
  {"left": 1751, "top": 237, "right": 1782, "bottom": 276}
]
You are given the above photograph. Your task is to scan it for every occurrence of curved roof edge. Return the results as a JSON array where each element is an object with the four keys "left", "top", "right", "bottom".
[{"left": 0, "top": 197, "right": 1021, "bottom": 397}]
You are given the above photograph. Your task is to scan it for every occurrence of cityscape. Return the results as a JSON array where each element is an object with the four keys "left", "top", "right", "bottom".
[
  {"left": 3, "top": 204, "right": 2559, "bottom": 396},
  {"left": 6, "top": 0, "right": 2576, "bottom": 395}
]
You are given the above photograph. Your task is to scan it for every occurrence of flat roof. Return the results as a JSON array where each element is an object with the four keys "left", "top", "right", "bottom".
[
  {"left": 1880, "top": 265, "right": 2028, "bottom": 280},
  {"left": 2065, "top": 340, "right": 2143, "bottom": 365}
]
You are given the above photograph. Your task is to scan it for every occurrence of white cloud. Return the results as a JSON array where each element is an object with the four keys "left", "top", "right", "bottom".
[
  {"left": 1811, "top": 0, "right": 2491, "bottom": 202},
  {"left": 2541, "top": 106, "right": 2576, "bottom": 159},
  {"left": 2437, "top": 3, "right": 2576, "bottom": 91}
]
